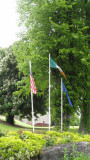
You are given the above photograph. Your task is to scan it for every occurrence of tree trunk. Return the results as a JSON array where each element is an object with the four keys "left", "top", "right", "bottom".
[
  {"left": 6, "top": 113, "right": 14, "bottom": 125},
  {"left": 79, "top": 115, "right": 84, "bottom": 132},
  {"left": 79, "top": 101, "right": 90, "bottom": 133},
  {"left": 63, "top": 113, "right": 71, "bottom": 131}
]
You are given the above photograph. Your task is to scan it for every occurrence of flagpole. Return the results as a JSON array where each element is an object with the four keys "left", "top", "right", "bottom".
[
  {"left": 29, "top": 61, "right": 34, "bottom": 132},
  {"left": 49, "top": 54, "right": 51, "bottom": 131},
  {"left": 61, "top": 78, "right": 63, "bottom": 132},
  {"left": 31, "top": 92, "right": 34, "bottom": 132}
]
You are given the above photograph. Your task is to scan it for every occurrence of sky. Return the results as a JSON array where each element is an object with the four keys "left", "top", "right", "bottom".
[{"left": 0, "top": 0, "right": 20, "bottom": 48}]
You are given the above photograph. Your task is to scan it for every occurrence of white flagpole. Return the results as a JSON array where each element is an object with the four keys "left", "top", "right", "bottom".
[
  {"left": 61, "top": 78, "right": 63, "bottom": 132},
  {"left": 29, "top": 61, "right": 34, "bottom": 132},
  {"left": 49, "top": 54, "right": 51, "bottom": 131},
  {"left": 31, "top": 92, "right": 34, "bottom": 132}
]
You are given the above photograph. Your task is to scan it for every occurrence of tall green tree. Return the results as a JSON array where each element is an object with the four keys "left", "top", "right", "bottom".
[
  {"left": 79, "top": 0, "right": 90, "bottom": 132},
  {"left": 0, "top": 48, "right": 46, "bottom": 124},
  {"left": 14, "top": 0, "right": 89, "bottom": 132}
]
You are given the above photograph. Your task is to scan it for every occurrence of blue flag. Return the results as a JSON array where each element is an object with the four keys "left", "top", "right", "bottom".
[{"left": 62, "top": 81, "right": 73, "bottom": 107}]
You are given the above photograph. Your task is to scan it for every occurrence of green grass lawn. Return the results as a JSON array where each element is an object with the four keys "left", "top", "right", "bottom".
[
  {"left": 0, "top": 115, "right": 50, "bottom": 133},
  {"left": 0, "top": 115, "right": 79, "bottom": 133},
  {"left": 0, "top": 115, "right": 32, "bottom": 127},
  {"left": 68, "top": 126, "right": 79, "bottom": 133},
  {"left": 0, "top": 115, "right": 32, "bottom": 132},
  {"left": 0, "top": 123, "right": 27, "bottom": 132}
]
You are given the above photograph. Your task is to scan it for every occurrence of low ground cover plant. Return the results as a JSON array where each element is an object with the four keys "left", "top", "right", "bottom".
[
  {"left": 63, "top": 144, "right": 90, "bottom": 160},
  {"left": 0, "top": 130, "right": 89, "bottom": 160}
]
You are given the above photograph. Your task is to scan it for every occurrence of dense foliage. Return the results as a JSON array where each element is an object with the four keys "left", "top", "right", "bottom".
[
  {"left": 0, "top": 130, "right": 89, "bottom": 159},
  {"left": 0, "top": 48, "right": 20, "bottom": 124},
  {"left": 0, "top": 48, "right": 46, "bottom": 124},
  {"left": 13, "top": 0, "right": 90, "bottom": 132}
]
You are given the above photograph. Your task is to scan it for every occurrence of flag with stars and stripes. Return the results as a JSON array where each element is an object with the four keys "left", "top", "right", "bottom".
[{"left": 30, "top": 72, "right": 37, "bottom": 94}]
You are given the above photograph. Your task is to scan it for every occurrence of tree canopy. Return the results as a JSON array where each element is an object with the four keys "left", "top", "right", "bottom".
[
  {"left": 12, "top": 0, "right": 90, "bottom": 132},
  {"left": 0, "top": 48, "right": 46, "bottom": 124}
]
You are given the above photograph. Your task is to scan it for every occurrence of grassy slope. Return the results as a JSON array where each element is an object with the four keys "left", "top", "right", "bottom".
[
  {"left": 0, "top": 115, "right": 32, "bottom": 127},
  {"left": 0, "top": 115, "right": 50, "bottom": 132},
  {"left": 0, "top": 115, "right": 79, "bottom": 133},
  {"left": 0, "top": 115, "right": 32, "bottom": 132}
]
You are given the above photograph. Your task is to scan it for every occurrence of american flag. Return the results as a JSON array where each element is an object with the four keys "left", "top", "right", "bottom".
[{"left": 30, "top": 72, "right": 37, "bottom": 94}]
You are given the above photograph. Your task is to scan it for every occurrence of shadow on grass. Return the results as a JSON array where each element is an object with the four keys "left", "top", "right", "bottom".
[{"left": 0, "top": 119, "right": 50, "bottom": 133}]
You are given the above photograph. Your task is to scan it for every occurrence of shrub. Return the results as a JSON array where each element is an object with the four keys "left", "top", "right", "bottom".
[
  {"left": 6, "top": 131, "right": 19, "bottom": 138},
  {"left": 0, "top": 131, "right": 46, "bottom": 160},
  {"left": 20, "top": 131, "right": 46, "bottom": 146},
  {"left": 0, "top": 130, "right": 6, "bottom": 137},
  {"left": 0, "top": 136, "right": 24, "bottom": 160},
  {"left": 46, "top": 131, "right": 62, "bottom": 137},
  {"left": 0, "top": 131, "right": 89, "bottom": 159},
  {"left": 45, "top": 131, "right": 90, "bottom": 145}
]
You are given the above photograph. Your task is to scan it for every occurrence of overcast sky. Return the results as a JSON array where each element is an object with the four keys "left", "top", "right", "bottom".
[{"left": 0, "top": 0, "right": 20, "bottom": 48}]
